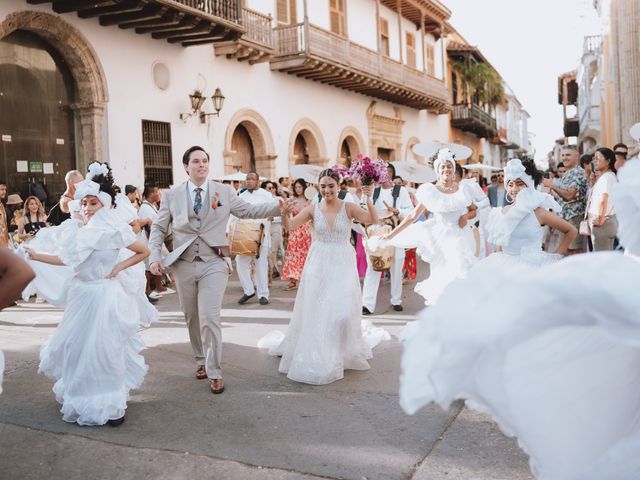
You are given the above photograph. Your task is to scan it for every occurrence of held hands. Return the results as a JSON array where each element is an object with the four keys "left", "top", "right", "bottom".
[{"left": 150, "top": 261, "right": 164, "bottom": 276}]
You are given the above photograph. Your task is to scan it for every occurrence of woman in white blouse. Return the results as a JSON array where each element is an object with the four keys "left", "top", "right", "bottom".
[{"left": 589, "top": 147, "right": 618, "bottom": 251}]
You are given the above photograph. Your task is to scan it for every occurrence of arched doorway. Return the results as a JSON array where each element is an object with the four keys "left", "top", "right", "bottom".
[
  {"left": 230, "top": 124, "right": 256, "bottom": 172},
  {"left": 336, "top": 127, "right": 365, "bottom": 166},
  {"left": 0, "top": 11, "right": 108, "bottom": 203},
  {"left": 223, "top": 109, "right": 276, "bottom": 179},
  {"left": 0, "top": 30, "right": 75, "bottom": 207},
  {"left": 289, "top": 118, "right": 326, "bottom": 165}
]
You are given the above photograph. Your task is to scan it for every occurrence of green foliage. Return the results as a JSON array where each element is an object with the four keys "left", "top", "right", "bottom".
[{"left": 452, "top": 57, "right": 505, "bottom": 107}]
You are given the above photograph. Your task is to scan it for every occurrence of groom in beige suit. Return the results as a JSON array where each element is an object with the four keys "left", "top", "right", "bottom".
[{"left": 149, "top": 146, "right": 283, "bottom": 394}]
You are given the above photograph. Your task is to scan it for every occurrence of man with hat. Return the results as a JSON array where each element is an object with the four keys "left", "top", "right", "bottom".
[{"left": 5, "top": 193, "right": 24, "bottom": 236}]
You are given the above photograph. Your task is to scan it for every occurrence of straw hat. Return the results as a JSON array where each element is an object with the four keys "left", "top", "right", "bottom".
[{"left": 6, "top": 194, "right": 23, "bottom": 205}]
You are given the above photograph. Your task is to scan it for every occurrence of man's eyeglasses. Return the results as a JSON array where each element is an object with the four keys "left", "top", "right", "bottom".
[{"left": 562, "top": 144, "right": 578, "bottom": 150}]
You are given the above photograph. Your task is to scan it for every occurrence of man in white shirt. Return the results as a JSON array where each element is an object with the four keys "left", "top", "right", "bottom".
[
  {"left": 362, "top": 164, "right": 413, "bottom": 314},
  {"left": 234, "top": 172, "right": 274, "bottom": 305}
]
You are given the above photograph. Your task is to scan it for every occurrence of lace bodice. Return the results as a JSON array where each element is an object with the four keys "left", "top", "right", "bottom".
[{"left": 313, "top": 202, "right": 351, "bottom": 245}]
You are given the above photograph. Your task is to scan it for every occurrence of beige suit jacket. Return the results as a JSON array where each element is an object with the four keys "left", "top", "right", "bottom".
[{"left": 148, "top": 180, "right": 280, "bottom": 266}]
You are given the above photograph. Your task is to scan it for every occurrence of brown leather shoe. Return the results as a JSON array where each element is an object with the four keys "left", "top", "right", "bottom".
[
  {"left": 209, "top": 378, "right": 225, "bottom": 394},
  {"left": 195, "top": 365, "right": 207, "bottom": 380}
]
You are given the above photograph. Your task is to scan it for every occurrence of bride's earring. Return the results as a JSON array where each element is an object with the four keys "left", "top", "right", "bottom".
[{"left": 506, "top": 192, "right": 514, "bottom": 204}]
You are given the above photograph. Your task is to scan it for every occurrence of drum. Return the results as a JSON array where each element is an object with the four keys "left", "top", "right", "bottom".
[
  {"left": 230, "top": 221, "right": 264, "bottom": 257},
  {"left": 364, "top": 224, "right": 394, "bottom": 272}
]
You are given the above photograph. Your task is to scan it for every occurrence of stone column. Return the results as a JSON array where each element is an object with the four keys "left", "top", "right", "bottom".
[{"left": 71, "top": 102, "right": 105, "bottom": 173}]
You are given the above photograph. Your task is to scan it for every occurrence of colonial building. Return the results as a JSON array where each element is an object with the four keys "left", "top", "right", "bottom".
[{"left": 0, "top": 0, "right": 455, "bottom": 202}]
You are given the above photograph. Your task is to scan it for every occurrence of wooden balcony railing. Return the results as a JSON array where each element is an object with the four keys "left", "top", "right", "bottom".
[
  {"left": 451, "top": 103, "right": 497, "bottom": 138},
  {"left": 272, "top": 21, "right": 450, "bottom": 112},
  {"left": 240, "top": 7, "right": 274, "bottom": 48},
  {"left": 173, "top": 0, "right": 241, "bottom": 23}
]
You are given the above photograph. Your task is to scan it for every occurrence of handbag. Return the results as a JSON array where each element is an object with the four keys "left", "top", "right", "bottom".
[{"left": 579, "top": 190, "right": 592, "bottom": 236}]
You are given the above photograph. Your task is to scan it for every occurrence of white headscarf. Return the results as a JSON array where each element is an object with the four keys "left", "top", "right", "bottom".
[
  {"left": 74, "top": 179, "right": 113, "bottom": 208},
  {"left": 434, "top": 148, "right": 456, "bottom": 174},
  {"left": 86, "top": 162, "right": 109, "bottom": 181},
  {"left": 503, "top": 159, "right": 534, "bottom": 189}
]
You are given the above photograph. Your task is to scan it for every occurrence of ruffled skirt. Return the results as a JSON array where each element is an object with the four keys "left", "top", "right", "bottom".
[
  {"left": 39, "top": 277, "right": 147, "bottom": 425},
  {"left": 400, "top": 252, "right": 640, "bottom": 479}
]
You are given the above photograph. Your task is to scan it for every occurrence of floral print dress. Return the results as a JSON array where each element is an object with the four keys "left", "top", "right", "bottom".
[{"left": 281, "top": 199, "right": 312, "bottom": 281}]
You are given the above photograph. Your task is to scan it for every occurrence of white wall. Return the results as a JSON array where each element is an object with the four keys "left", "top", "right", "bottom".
[
  {"left": 347, "top": 0, "right": 377, "bottom": 51},
  {"left": 1, "top": 2, "right": 451, "bottom": 189}
]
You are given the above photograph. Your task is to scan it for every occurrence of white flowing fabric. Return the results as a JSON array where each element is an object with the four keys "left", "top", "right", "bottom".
[
  {"left": 33, "top": 208, "right": 151, "bottom": 425},
  {"left": 369, "top": 182, "right": 477, "bottom": 304},
  {"left": 400, "top": 159, "right": 640, "bottom": 480},
  {"left": 261, "top": 203, "right": 389, "bottom": 385},
  {"left": 0, "top": 351, "right": 4, "bottom": 394}
]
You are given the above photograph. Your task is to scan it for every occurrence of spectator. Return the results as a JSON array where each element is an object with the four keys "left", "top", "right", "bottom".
[
  {"left": 60, "top": 170, "right": 83, "bottom": 215},
  {"left": 580, "top": 154, "right": 593, "bottom": 176},
  {"left": 17, "top": 196, "right": 48, "bottom": 242},
  {"left": 281, "top": 178, "right": 312, "bottom": 290},
  {"left": 0, "top": 181, "right": 8, "bottom": 247},
  {"left": 125, "top": 185, "right": 140, "bottom": 208},
  {"left": 542, "top": 144, "right": 588, "bottom": 254},
  {"left": 6, "top": 194, "right": 24, "bottom": 233},
  {"left": 278, "top": 176, "right": 292, "bottom": 197},
  {"left": 139, "top": 183, "right": 168, "bottom": 302},
  {"left": 555, "top": 162, "right": 567, "bottom": 183},
  {"left": 613, "top": 142, "right": 628, "bottom": 171},
  {"left": 393, "top": 175, "right": 404, "bottom": 186},
  {"left": 488, "top": 171, "right": 507, "bottom": 207},
  {"left": 588, "top": 148, "right": 618, "bottom": 251}
]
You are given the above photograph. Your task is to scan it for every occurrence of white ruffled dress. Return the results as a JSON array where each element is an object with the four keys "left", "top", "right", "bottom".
[
  {"left": 381, "top": 182, "right": 477, "bottom": 304},
  {"left": 399, "top": 159, "right": 640, "bottom": 480},
  {"left": 37, "top": 208, "right": 149, "bottom": 425}
]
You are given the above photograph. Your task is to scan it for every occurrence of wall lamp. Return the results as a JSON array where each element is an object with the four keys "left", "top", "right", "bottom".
[{"left": 180, "top": 88, "right": 225, "bottom": 124}]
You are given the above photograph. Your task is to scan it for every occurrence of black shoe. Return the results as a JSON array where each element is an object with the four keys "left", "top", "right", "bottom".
[
  {"left": 391, "top": 304, "right": 403, "bottom": 312},
  {"left": 259, "top": 297, "right": 269, "bottom": 305},
  {"left": 238, "top": 293, "right": 255, "bottom": 305},
  {"left": 362, "top": 307, "right": 372, "bottom": 315},
  {"left": 107, "top": 416, "right": 125, "bottom": 427},
  {"left": 146, "top": 295, "right": 158, "bottom": 304}
]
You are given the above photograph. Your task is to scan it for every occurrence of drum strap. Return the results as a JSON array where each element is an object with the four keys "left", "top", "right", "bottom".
[{"left": 372, "top": 185, "right": 401, "bottom": 207}]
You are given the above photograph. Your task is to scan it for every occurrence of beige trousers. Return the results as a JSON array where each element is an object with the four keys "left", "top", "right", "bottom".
[
  {"left": 171, "top": 257, "right": 229, "bottom": 379},
  {"left": 590, "top": 215, "right": 618, "bottom": 251}
]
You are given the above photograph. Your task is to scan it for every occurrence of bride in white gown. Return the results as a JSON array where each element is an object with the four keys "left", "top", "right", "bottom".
[
  {"left": 400, "top": 158, "right": 640, "bottom": 479},
  {"left": 262, "top": 168, "right": 389, "bottom": 385}
]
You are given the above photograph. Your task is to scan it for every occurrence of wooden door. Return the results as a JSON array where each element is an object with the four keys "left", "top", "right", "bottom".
[{"left": 231, "top": 124, "right": 255, "bottom": 172}]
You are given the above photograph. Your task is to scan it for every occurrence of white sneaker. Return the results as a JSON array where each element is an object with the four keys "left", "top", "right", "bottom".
[
  {"left": 35, "top": 297, "right": 46, "bottom": 304},
  {"left": 159, "top": 288, "right": 176, "bottom": 296},
  {"left": 148, "top": 291, "right": 162, "bottom": 299}
]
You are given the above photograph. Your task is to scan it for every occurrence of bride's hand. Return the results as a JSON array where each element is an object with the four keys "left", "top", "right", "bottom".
[
  {"left": 458, "top": 214, "right": 468, "bottom": 228},
  {"left": 361, "top": 185, "right": 373, "bottom": 198},
  {"left": 106, "top": 264, "right": 123, "bottom": 279},
  {"left": 23, "top": 247, "right": 37, "bottom": 260}
]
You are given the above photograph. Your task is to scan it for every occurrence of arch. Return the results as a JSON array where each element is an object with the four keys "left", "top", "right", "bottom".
[
  {"left": 223, "top": 108, "right": 276, "bottom": 178},
  {"left": 0, "top": 11, "right": 108, "bottom": 172},
  {"left": 288, "top": 118, "right": 327, "bottom": 166},
  {"left": 336, "top": 126, "right": 366, "bottom": 166},
  {"left": 405, "top": 136, "right": 422, "bottom": 162}
]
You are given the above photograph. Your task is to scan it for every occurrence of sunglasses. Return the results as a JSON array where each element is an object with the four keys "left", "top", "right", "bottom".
[{"left": 615, "top": 151, "right": 627, "bottom": 158}]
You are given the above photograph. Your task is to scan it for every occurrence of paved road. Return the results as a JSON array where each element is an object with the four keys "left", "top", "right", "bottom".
[{"left": 0, "top": 266, "right": 533, "bottom": 480}]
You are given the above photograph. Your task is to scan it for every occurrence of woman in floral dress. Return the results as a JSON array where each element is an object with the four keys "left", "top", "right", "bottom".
[{"left": 281, "top": 179, "right": 312, "bottom": 290}]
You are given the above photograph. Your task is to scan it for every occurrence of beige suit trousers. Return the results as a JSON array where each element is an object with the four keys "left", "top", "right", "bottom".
[{"left": 171, "top": 256, "right": 229, "bottom": 379}]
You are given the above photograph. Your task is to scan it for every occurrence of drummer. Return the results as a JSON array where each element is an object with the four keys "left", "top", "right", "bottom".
[
  {"left": 234, "top": 172, "right": 273, "bottom": 305},
  {"left": 362, "top": 163, "right": 413, "bottom": 314}
]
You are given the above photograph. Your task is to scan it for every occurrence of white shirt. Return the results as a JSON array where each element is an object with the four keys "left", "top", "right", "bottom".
[
  {"left": 235, "top": 188, "right": 276, "bottom": 229},
  {"left": 139, "top": 201, "right": 158, "bottom": 223},
  {"left": 187, "top": 180, "right": 209, "bottom": 211},
  {"left": 588, "top": 171, "right": 617, "bottom": 216},
  {"left": 372, "top": 185, "right": 414, "bottom": 220},
  {"left": 496, "top": 186, "right": 506, "bottom": 207}
]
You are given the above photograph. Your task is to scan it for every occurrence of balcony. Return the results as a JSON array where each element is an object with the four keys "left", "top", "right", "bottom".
[
  {"left": 489, "top": 127, "right": 507, "bottom": 145},
  {"left": 27, "top": 0, "right": 245, "bottom": 46},
  {"left": 214, "top": 7, "right": 274, "bottom": 63},
  {"left": 564, "top": 116, "right": 579, "bottom": 137},
  {"left": 270, "top": 21, "right": 450, "bottom": 112},
  {"left": 451, "top": 103, "right": 497, "bottom": 138}
]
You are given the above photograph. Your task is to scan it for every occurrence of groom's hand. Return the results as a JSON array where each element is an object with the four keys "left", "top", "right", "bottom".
[
  {"left": 279, "top": 198, "right": 295, "bottom": 215},
  {"left": 150, "top": 261, "right": 164, "bottom": 276}
]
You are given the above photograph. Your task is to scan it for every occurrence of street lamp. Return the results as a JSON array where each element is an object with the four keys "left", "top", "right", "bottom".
[
  {"left": 179, "top": 88, "right": 225, "bottom": 124},
  {"left": 200, "top": 88, "right": 225, "bottom": 123}
]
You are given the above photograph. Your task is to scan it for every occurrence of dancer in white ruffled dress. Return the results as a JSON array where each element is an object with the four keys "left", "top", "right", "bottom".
[
  {"left": 261, "top": 169, "right": 389, "bottom": 385},
  {"left": 400, "top": 158, "right": 640, "bottom": 480},
  {"left": 480, "top": 158, "right": 577, "bottom": 270},
  {"left": 25, "top": 173, "right": 151, "bottom": 426},
  {"left": 379, "top": 149, "right": 477, "bottom": 304}
]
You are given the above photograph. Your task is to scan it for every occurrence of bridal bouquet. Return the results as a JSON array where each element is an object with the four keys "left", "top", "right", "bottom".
[{"left": 347, "top": 154, "right": 390, "bottom": 185}]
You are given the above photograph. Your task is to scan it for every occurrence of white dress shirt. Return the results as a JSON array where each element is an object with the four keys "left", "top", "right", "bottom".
[
  {"left": 372, "top": 185, "right": 414, "bottom": 220},
  {"left": 187, "top": 180, "right": 209, "bottom": 211}
]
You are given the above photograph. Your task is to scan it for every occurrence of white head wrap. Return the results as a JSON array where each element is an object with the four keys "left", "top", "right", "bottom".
[
  {"left": 74, "top": 179, "right": 113, "bottom": 208},
  {"left": 503, "top": 159, "right": 533, "bottom": 189},
  {"left": 434, "top": 148, "right": 456, "bottom": 174},
  {"left": 86, "top": 162, "right": 109, "bottom": 181}
]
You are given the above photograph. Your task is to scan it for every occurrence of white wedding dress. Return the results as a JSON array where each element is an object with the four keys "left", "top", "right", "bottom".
[
  {"left": 400, "top": 159, "right": 640, "bottom": 480},
  {"left": 261, "top": 202, "right": 389, "bottom": 385}
]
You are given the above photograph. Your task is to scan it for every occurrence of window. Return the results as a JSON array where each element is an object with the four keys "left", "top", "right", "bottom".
[
  {"left": 329, "top": 0, "right": 346, "bottom": 36},
  {"left": 142, "top": 120, "right": 173, "bottom": 188},
  {"left": 379, "top": 18, "right": 390, "bottom": 56},
  {"left": 406, "top": 32, "right": 416, "bottom": 68},
  {"left": 277, "top": 0, "right": 297, "bottom": 25},
  {"left": 425, "top": 42, "right": 435, "bottom": 75}
]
